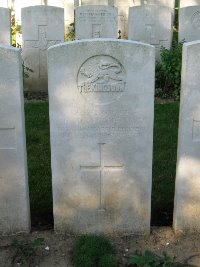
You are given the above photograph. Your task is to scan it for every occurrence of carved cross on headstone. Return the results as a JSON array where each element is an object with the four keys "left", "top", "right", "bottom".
[
  {"left": 24, "top": 25, "right": 61, "bottom": 78},
  {"left": 80, "top": 143, "right": 124, "bottom": 211}
]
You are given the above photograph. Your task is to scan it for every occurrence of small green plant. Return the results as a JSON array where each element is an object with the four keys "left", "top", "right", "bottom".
[
  {"left": 23, "top": 63, "right": 34, "bottom": 79},
  {"left": 11, "top": 237, "right": 44, "bottom": 265},
  {"left": 71, "top": 234, "right": 117, "bottom": 267},
  {"left": 65, "top": 22, "right": 75, "bottom": 41},
  {"left": 128, "top": 250, "right": 187, "bottom": 267},
  {"left": 155, "top": 41, "right": 184, "bottom": 100}
]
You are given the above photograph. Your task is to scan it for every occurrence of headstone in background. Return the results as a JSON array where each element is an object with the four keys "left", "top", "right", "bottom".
[
  {"left": 0, "top": 45, "right": 30, "bottom": 235},
  {"left": 128, "top": 5, "right": 173, "bottom": 61},
  {"left": 75, "top": 5, "right": 118, "bottom": 39},
  {"left": 174, "top": 40, "right": 200, "bottom": 233},
  {"left": 180, "top": 0, "right": 200, "bottom": 8},
  {"left": 0, "top": 8, "right": 11, "bottom": 45},
  {"left": 48, "top": 39, "right": 155, "bottom": 234},
  {"left": 22, "top": 6, "right": 64, "bottom": 92},
  {"left": 179, "top": 6, "right": 200, "bottom": 42}
]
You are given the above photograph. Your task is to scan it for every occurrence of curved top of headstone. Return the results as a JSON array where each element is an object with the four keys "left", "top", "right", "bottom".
[
  {"left": 48, "top": 38, "right": 155, "bottom": 52},
  {"left": 22, "top": 5, "right": 64, "bottom": 12},
  {"left": 0, "top": 44, "right": 19, "bottom": 51}
]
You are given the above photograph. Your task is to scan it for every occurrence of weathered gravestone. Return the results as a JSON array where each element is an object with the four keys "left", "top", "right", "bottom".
[
  {"left": 179, "top": 6, "right": 200, "bottom": 42},
  {"left": 0, "top": 8, "right": 11, "bottom": 45},
  {"left": 0, "top": 45, "right": 30, "bottom": 235},
  {"left": 128, "top": 5, "right": 173, "bottom": 61},
  {"left": 180, "top": 0, "right": 200, "bottom": 8},
  {"left": 75, "top": 5, "right": 118, "bottom": 39},
  {"left": 48, "top": 39, "right": 155, "bottom": 234},
  {"left": 22, "top": 6, "right": 64, "bottom": 92},
  {"left": 173, "top": 41, "right": 200, "bottom": 233}
]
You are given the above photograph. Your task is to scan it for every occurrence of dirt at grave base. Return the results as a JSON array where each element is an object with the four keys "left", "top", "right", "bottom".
[{"left": 1, "top": 227, "right": 200, "bottom": 267}]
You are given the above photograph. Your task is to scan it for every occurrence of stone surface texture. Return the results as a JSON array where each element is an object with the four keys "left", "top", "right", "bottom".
[
  {"left": 174, "top": 41, "right": 200, "bottom": 233},
  {"left": 180, "top": 0, "right": 200, "bottom": 8},
  {"left": 179, "top": 6, "right": 200, "bottom": 42},
  {"left": 0, "top": 8, "right": 11, "bottom": 45},
  {"left": 22, "top": 6, "right": 64, "bottom": 92},
  {"left": 75, "top": 5, "right": 118, "bottom": 39},
  {"left": 0, "top": 45, "right": 30, "bottom": 235},
  {"left": 128, "top": 5, "right": 173, "bottom": 61},
  {"left": 48, "top": 39, "right": 155, "bottom": 234}
]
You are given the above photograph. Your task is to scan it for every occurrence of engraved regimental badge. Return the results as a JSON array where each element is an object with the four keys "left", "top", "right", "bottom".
[{"left": 77, "top": 55, "right": 126, "bottom": 105}]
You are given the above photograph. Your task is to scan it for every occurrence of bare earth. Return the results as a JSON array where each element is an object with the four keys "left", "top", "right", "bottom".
[{"left": 1, "top": 227, "right": 200, "bottom": 267}]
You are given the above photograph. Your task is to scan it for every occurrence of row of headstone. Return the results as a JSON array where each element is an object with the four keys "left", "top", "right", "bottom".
[
  {"left": 75, "top": 4, "right": 173, "bottom": 60},
  {"left": 2, "top": 38, "right": 200, "bottom": 234},
  {"left": 0, "top": 4, "right": 173, "bottom": 92},
  {"left": 2, "top": 3, "right": 200, "bottom": 92}
]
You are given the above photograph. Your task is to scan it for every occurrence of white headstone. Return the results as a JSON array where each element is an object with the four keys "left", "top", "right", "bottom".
[
  {"left": 48, "top": 39, "right": 155, "bottom": 234},
  {"left": 180, "top": 0, "right": 200, "bottom": 8},
  {"left": 173, "top": 40, "right": 200, "bottom": 233},
  {"left": 128, "top": 5, "right": 173, "bottom": 61},
  {"left": 22, "top": 6, "right": 64, "bottom": 92},
  {"left": 179, "top": 6, "right": 200, "bottom": 42},
  {"left": 0, "top": 45, "right": 30, "bottom": 235},
  {"left": 0, "top": 8, "right": 11, "bottom": 45},
  {"left": 75, "top": 5, "right": 118, "bottom": 39}
]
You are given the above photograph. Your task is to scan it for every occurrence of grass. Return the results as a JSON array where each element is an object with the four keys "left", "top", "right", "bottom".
[
  {"left": 25, "top": 102, "right": 53, "bottom": 226},
  {"left": 24, "top": 101, "right": 180, "bottom": 227},
  {"left": 152, "top": 102, "right": 179, "bottom": 225},
  {"left": 72, "top": 235, "right": 117, "bottom": 267}
]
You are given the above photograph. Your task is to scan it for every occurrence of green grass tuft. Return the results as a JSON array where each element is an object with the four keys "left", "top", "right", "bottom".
[{"left": 71, "top": 235, "right": 117, "bottom": 267}]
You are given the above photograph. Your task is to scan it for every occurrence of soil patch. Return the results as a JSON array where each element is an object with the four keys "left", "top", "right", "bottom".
[{"left": 1, "top": 227, "right": 200, "bottom": 267}]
